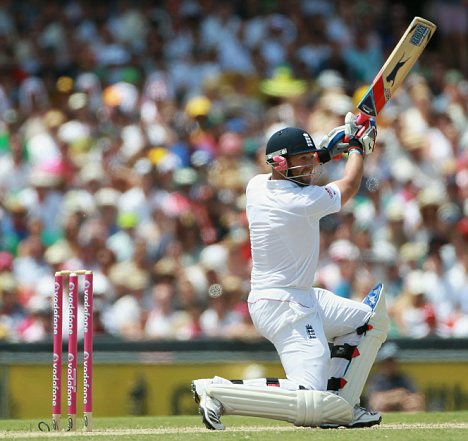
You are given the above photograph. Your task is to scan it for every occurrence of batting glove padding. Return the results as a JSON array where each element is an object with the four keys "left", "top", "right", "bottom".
[{"left": 318, "top": 126, "right": 349, "bottom": 162}]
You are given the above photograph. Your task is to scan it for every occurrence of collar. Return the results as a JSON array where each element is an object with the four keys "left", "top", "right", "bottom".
[{"left": 267, "top": 177, "right": 300, "bottom": 188}]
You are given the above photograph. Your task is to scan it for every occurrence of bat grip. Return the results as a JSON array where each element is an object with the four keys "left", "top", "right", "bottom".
[
  {"left": 344, "top": 112, "right": 371, "bottom": 142},
  {"left": 356, "top": 112, "right": 371, "bottom": 125}
]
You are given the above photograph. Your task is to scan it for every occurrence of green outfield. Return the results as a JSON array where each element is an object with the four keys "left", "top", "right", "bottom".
[{"left": 1, "top": 411, "right": 467, "bottom": 441}]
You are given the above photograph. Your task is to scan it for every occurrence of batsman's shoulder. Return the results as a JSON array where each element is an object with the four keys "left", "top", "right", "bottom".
[{"left": 247, "top": 173, "right": 270, "bottom": 189}]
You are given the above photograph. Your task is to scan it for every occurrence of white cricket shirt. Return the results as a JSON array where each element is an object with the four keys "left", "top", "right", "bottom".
[{"left": 246, "top": 174, "right": 341, "bottom": 290}]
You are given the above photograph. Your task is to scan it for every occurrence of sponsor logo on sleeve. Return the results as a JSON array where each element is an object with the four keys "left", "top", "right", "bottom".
[{"left": 324, "top": 186, "right": 336, "bottom": 199}]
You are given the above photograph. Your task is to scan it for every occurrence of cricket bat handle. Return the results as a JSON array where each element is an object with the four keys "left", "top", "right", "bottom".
[{"left": 356, "top": 112, "right": 371, "bottom": 125}]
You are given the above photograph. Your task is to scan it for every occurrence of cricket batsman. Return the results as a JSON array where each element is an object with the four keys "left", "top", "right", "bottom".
[{"left": 192, "top": 113, "right": 390, "bottom": 429}]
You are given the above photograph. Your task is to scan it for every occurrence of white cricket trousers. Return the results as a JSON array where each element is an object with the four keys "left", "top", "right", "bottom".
[{"left": 248, "top": 287, "right": 372, "bottom": 391}]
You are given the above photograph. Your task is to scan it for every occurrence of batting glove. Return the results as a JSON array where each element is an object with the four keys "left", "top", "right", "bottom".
[
  {"left": 345, "top": 112, "right": 377, "bottom": 155},
  {"left": 318, "top": 112, "right": 377, "bottom": 162},
  {"left": 317, "top": 125, "right": 349, "bottom": 163}
]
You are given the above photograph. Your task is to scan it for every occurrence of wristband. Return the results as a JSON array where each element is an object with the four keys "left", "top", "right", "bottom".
[{"left": 348, "top": 148, "right": 364, "bottom": 156}]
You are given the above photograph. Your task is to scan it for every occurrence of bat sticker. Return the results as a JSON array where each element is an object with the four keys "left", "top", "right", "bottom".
[
  {"left": 410, "top": 24, "right": 430, "bottom": 46},
  {"left": 358, "top": 92, "right": 377, "bottom": 116},
  {"left": 385, "top": 55, "right": 410, "bottom": 86}
]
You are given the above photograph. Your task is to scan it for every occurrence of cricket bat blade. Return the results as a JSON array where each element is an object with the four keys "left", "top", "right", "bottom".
[{"left": 356, "top": 17, "right": 437, "bottom": 122}]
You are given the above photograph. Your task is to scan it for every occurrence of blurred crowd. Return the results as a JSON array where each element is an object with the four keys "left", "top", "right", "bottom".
[{"left": 0, "top": 0, "right": 468, "bottom": 343}]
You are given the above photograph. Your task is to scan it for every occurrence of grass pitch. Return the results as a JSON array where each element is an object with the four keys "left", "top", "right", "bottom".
[{"left": 0, "top": 411, "right": 467, "bottom": 441}]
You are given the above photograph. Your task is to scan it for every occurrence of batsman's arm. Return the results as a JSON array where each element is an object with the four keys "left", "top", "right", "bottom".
[{"left": 331, "top": 150, "right": 364, "bottom": 207}]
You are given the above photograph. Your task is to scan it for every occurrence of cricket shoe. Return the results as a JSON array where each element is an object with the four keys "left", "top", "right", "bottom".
[
  {"left": 321, "top": 404, "right": 381, "bottom": 429},
  {"left": 192, "top": 379, "right": 225, "bottom": 430}
]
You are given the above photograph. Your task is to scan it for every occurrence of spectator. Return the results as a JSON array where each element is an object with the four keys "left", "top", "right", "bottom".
[
  {"left": 16, "top": 295, "right": 51, "bottom": 343},
  {"left": 342, "top": 25, "right": 383, "bottom": 83},
  {"left": 103, "top": 266, "right": 149, "bottom": 340},
  {"left": 0, "top": 272, "right": 27, "bottom": 341},
  {"left": 176, "top": 299, "right": 205, "bottom": 340},
  {"left": 422, "top": 248, "right": 457, "bottom": 336},
  {"left": 94, "top": 187, "right": 121, "bottom": 238},
  {"left": 144, "top": 281, "right": 187, "bottom": 340},
  {"left": 448, "top": 234, "right": 468, "bottom": 336},
  {"left": 0, "top": 134, "right": 32, "bottom": 193},
  {"left": 393, "top": 270, "right": 438, "bottom": 338},
  {"left": 367, "top": 342, "right": 425, "bottom": 412},
  {"left": 200, "top": 279, "right": 244, "bottom": 339},
  {"left": 17, "top": 166, "right": 64, "bottom": 241},
  {"left": 13, "top": 235, "right": 50, "bottom": 292},
  {"left": 318, "top": 239, "right": 360, "bottom": 298},
  {"left": 0, "top": 196, "right": 30, "bottom": 254}
]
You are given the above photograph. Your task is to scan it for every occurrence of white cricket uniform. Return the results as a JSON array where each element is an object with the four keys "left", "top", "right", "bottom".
[{"left": 246, "top": 174, "right": 371, "bottom": 391}]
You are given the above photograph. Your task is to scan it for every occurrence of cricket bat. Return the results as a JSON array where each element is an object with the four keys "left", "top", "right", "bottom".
[{"left": 354, "top": 16, "right": 437, "bottom": 125}]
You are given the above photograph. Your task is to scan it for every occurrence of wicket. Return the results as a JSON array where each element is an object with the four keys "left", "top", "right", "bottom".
[{"left": 52, "top": 270, "right": 93, "bottom": 432}]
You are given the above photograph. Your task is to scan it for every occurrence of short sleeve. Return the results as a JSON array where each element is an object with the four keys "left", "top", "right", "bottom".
[{"left": 302, "top": 182, "right": 341, "bottom": 218}]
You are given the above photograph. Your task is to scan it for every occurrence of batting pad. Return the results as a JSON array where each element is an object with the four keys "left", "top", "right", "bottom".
[
  {"left": 206, "top": 384, "right": 352, "bottom": 427},
  {"left": 338, "top": 285, "right": 390, "bottom": 405}
]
